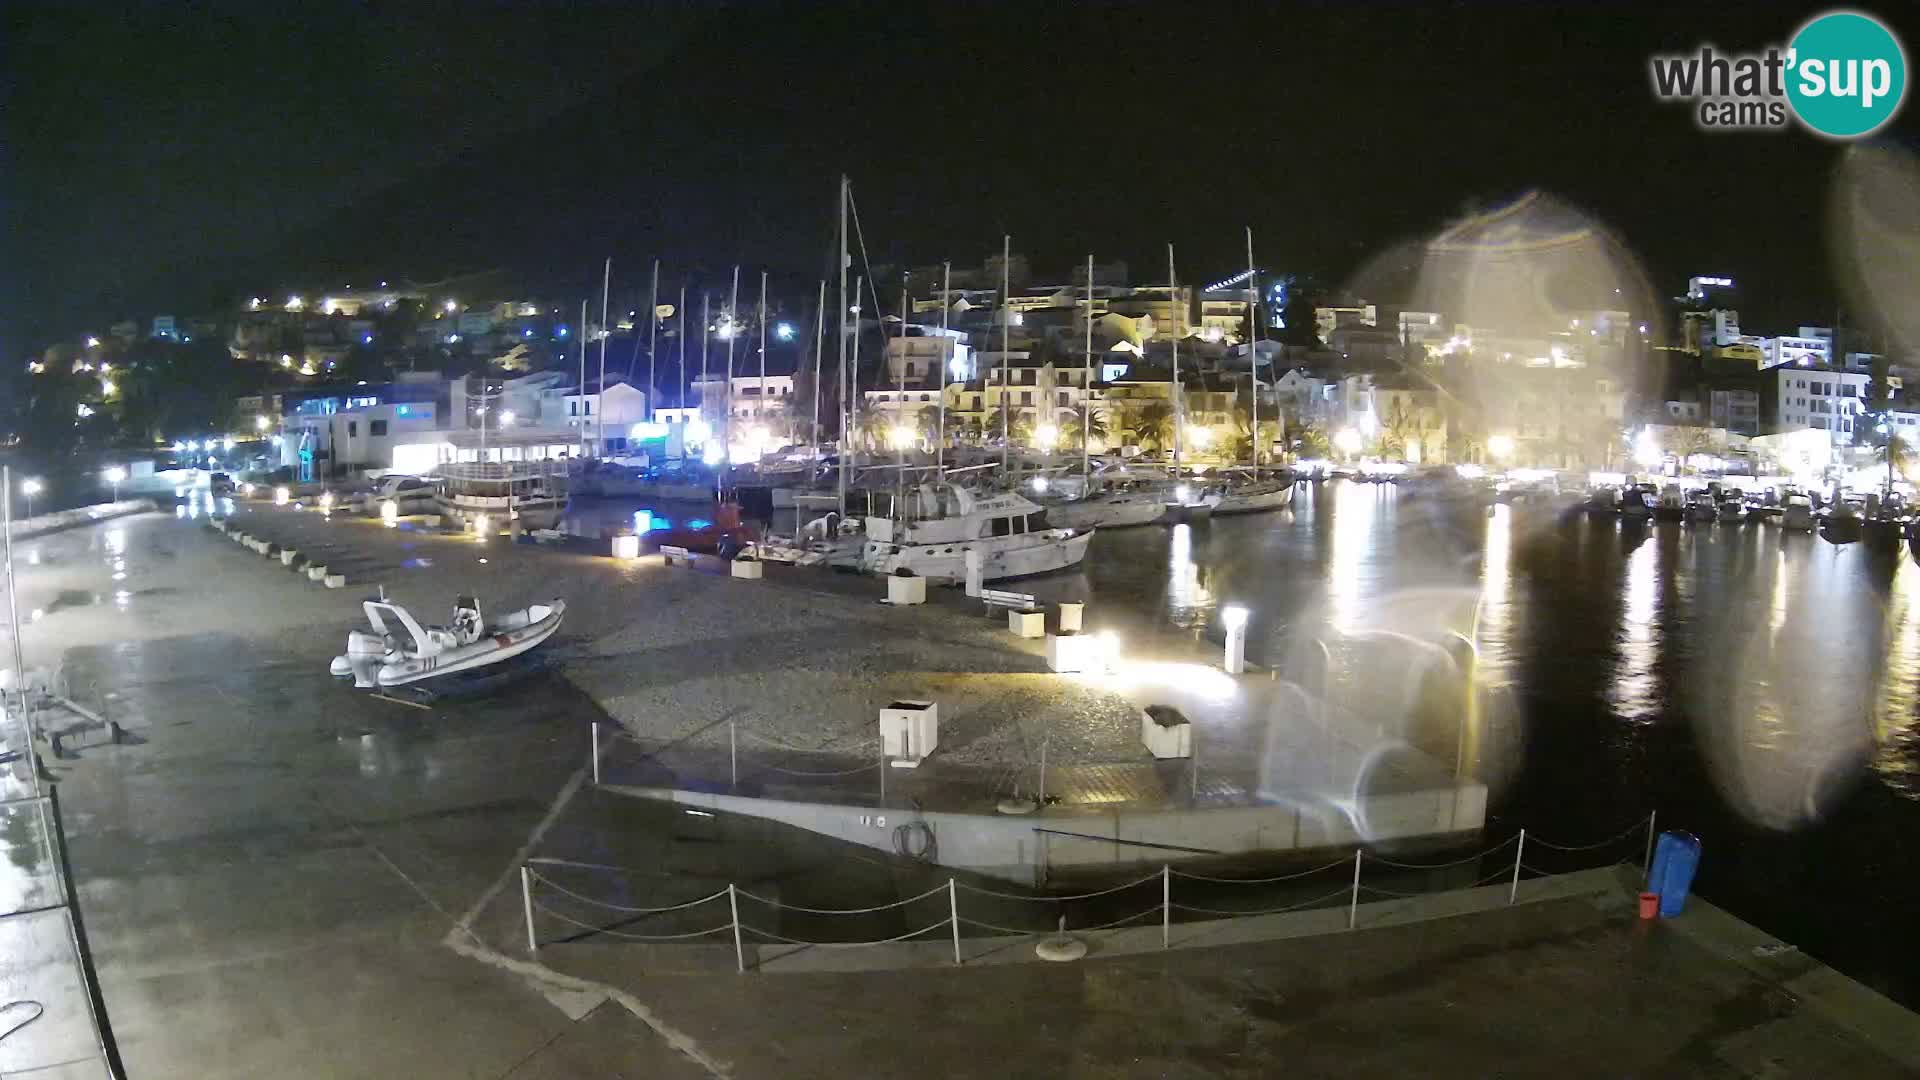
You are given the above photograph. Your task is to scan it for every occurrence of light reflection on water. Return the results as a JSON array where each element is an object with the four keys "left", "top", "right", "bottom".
[{"left": 1085, "top": 480, "right": 1920, "bottom": 813}]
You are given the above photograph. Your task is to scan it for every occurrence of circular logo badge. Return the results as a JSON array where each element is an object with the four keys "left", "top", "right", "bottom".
[{"left": 1786, "top": 11, "right": 1907, "bottom": 138}]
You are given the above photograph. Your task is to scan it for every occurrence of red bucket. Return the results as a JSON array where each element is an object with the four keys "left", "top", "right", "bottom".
[{"left": 1637, "top": 891, "right": 1659, "bottom": 920}]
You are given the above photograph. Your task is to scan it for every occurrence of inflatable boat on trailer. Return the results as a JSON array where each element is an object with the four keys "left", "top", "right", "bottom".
[{"left": 330, "top": 594, "right": 566, "bottom": 688}]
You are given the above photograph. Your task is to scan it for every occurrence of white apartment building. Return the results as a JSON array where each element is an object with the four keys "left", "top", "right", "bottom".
[
  {"left": 1314, "top": 303, "right": 1376, "bottom": 344},
  {"left": 1773, "top": 364, "right": 1869, "bottom": 447}
]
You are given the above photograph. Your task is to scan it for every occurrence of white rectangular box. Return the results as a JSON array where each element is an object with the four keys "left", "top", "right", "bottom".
[
  {"left": 1140, "top": 708, "right": 1192, "bottom": 759},
  {"left": 1058, "top": 602, "right": 1084, "bottom": 633},
  {"left": 731, "top": 559, "right": 763, "bottom": 579},
  {"left": 1044, "top": 633, "right": 1096, "bottom": 673},
  {"left": 1008, "top": 610, "right": 1044, "bottom": 638},
  {"left": 886, "top": 573, "right": 926, "bottom": 605},
  {"left": 879, "top": 699, "right": 938, "bottom": 765},
  {"left": 610, "top": 534, "right": 641, "bottom": 559}
]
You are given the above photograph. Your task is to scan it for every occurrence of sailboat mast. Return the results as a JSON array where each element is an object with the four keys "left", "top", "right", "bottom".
[
  {"left": 724, "top": 265, "right": 739, "bottom": 475},
  {"left": 836, "top": 175, "right": 850, "bottom": 521},
  {"left": 850, "top": 274, "right": 864, "bottom": 459},
  {"left": 676, "top": 285, "right": 687, "bottom": 439},
  {"left": 896, "top": 285, "right": 908, "bottom": 519},
  {"left": 1000, "top": 234, "right": 1011, "bottom": 477},
  {"left": 812, "top": 279, "right": 826, "bottom": 450},
  {"left": 646, "top": 259, "right": 659, "bottom": 419},
  {"left": 1169, "top": 243, "right": 1182, "bottom": 473},
  {"left": 598, "top": 256, "right": 611, "bottom": 458},
  {"left": 758, "top": 270, "right": 768, "bottom": 452},
  {"left": 938, "top": 260, "right": 950, "bottom": 475},
  {"left": 700, "top": 292, "right": 710, "bottom": 442},
  {"left": 1246, "top": 226, "right": 1259, "bottom": 477},
  {"left": 1083, "top": 252, "right": 1093, "bottom": 484},
  {"left": 578, "top": 299, "right": 589, "bottom": 459}
]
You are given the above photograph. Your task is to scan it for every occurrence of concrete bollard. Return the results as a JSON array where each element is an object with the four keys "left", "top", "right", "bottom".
[
  {"left": 730, "top": 559, "right": 764, "bottom": 580},
  {"left": 1058, "top": 602, "right": 1083, "bottom": 633},
  {"left": 279, "top": 549, "right": 299, "bottom": 566},
  {"left": 1008, "top": 610, "right": 1045, "bottom": 639},
  {"left": 307, "top": 565, "right": 329, "bottom": 582},
  {"left": 323, "top": 574, "right": 347, "bottom": 589}
]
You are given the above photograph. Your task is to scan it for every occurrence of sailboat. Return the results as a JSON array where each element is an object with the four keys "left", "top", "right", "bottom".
[
  {"left": 1208, "top": 468, "right": 1298, "bottom": 515},
  {"left": 857, "top": 484, "right": 1093, "bottom": 582}
]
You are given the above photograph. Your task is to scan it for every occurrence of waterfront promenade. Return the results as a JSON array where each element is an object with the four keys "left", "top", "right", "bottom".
[{"left": 1, "top": 506, "right": 1914, "bottom": 1077}]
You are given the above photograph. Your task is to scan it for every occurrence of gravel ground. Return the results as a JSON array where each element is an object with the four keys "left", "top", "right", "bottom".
[{"left": 200, "top": 502, "right": 1152, "bottom": 769}]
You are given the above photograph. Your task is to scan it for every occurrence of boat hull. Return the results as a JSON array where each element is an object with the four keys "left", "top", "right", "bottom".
[
  {"left": 1211, "top": 483, "right": 1297, "bottom": 516},
  {"left": 436, "top": 495, "right": 569, "bottom": 532},
  {"left": 859, "top": 529, "right": 1094, "bottom": 582},
  {"left": 376, "top": 601, "right": 566, "bottom": 687},
  {"left": 1045, "top": 497, "right": 1167, "bottom": 529}
]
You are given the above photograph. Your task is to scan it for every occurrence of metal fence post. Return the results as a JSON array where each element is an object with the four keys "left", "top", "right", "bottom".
[
  {"left": 521, "top": 865, "right": 538, "bottom": 951},
  {"left": 879, "top": 742, "right": 887, "bottom": 805},
  {"left": 729, "top": 883, "right": 745, "bottom": 974},
  {"left": 949, "top": 879, "right": 962, "bottom": 965},
  {"left": 1509, "top": 828, "right": 1525, "bottom": 905},
  {"left": 1347, "top": 849, "right": 1361, "bottom": 930},
  {"left": 729, "top": 716, "right": 738, "bottom": 788},
  {"left": 1161, "top": 864, "right": 1171, "bottom": 948},
  {"left": 1642, "top": 810, "right": 1657, "bottom": 885},
  {"left": 590, "top": 721, "right": 601, "bottom": 786}
]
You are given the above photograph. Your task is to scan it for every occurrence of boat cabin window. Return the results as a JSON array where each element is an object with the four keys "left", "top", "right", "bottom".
[
  {"left": 1028, "top": 509, "right": 1048, "bottom": 531},
  {"left": 991, "top": 515, "right": 1013, "bottom": 537}
]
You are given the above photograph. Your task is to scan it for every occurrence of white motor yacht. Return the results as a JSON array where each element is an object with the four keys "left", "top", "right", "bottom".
[{"left": 858, "top": 485, "right": 1093, "bottom": 582}]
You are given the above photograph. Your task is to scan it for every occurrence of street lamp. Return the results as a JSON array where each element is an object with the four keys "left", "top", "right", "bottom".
[
  {"left": 21, "top": 478, "right": 42, "bottom": 519},
  {"left": 103, "top": 466, "right": 126, "bottom": 503},
  {"left": 255, "top": 415, "right": 271, "bottom": 433},
  {"left": 1487, "top": 433, "right": 1516, "bottom": 461},
  {"left": 1334, "top": 427, "right": 1363, "bottom": 457}
]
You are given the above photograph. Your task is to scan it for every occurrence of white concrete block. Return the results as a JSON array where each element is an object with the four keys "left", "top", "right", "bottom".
[
  {"left": 885, "top": 573, "right": 925, "bottom": 605},
  {"left": 323, "top": 574, "right": 346, "bottom": 589},
  {"left": 279, "top": 549, "right": 299, "bottom": 566},
  {"left": 610, "top": 534, "right": 641, "bottom": 559},
  {"left": 307, "top": 566, "right": 329, "bottom": 582},
  {"left": 1044, "top": 633, "right": 1097, "bottom": 673},
  {"left": 1058, "top": 602, "right": 1083, "bottom": 633},
  {"left": 1140, "top": 707, "right": 1192, "bottom": 759},
  {"left": 731, "top": 559, "right": 764, "bottom": 579},
  {"left": 1007, "top": 610, "right": 1044, "bottom": 639},
  {"left": 879, "top": 699, "right": 938, "bottom": 765}
]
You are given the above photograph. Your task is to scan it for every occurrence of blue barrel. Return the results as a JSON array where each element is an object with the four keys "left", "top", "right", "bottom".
[{"left": 1647, "top": 831, "right": 1702, "bottom": 918}]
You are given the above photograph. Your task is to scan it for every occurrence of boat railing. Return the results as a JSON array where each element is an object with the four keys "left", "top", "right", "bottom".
[{"left": 437, "top": 460, "right": 572, "bottom": 483}]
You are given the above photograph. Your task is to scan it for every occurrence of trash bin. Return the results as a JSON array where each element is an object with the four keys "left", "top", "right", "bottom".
[{"left": 1647, "top": 831, "right": 1702, "bottom": 918}]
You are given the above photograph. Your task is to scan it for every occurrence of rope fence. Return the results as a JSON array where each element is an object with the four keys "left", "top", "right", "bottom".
[{"left": 517, "top": 811, "right": 1662, "bottom": 971}]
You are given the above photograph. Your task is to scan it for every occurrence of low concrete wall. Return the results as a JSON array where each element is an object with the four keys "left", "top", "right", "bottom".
[
  {"left": 607, "top": 782, "right": 1488, "bottom": 886},
  {"left": 6, "top": 499, "right": 159, "bottom": 542}
]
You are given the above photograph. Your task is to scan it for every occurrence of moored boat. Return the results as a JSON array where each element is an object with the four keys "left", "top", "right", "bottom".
[
  {"left": 330, "top": 595, "right": 566, "bottom": 688},
  {"left": 435, "top": 461, "right": 570, "bottom": 532},
  {"left": 858, "top": 485, "right": 1093, "bottom": 582}
]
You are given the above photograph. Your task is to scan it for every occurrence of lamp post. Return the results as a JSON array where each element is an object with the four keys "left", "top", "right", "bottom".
[
  {"left": 104, "top": 466, "right": 126, "bottom": 504},
  {"left": 21, "top": 478, "right": 41, "bottom": 520}
]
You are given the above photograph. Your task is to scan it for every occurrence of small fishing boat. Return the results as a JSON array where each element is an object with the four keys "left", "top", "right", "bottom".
[
  {"left": 1782, "top": 494, "right": 1816, "bottom": 533},
  {"left": 1685, "top": 488, "right": 1718, "bottom": 522},
  {"left": 330, "top": 594, "right": 566, "bottom": 688},
  {"left": 1716, "top": 490, "right": 1747, "bottom": 523}
]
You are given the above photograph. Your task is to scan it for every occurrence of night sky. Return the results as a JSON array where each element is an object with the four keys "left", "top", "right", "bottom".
[{"left": 5, "top": 2, "right": 1916, "bottom": 358}]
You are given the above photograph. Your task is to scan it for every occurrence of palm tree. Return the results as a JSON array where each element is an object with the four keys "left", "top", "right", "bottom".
[
  {"left": 987, "top": 403, "right": 1032, "bottom": 446},
  {"left": 1228, "top": 409, "right": 1280, "bottom": 465},
  {"left": 1058, "top": 408, "right": 1109, "bottom": 450},
  {"left": 1378, "top": 398, "right": 1439, "bottom": 462},
  {"left": 1121, "top": 400, "right": 1174, "bottom": 452}
]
